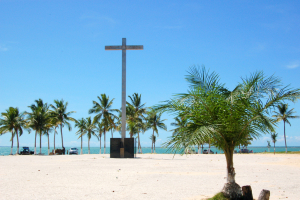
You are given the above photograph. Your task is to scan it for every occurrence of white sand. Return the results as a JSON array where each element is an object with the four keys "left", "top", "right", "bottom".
[{"left": 0, "top": 153, "right": 299, "bottom": 200}]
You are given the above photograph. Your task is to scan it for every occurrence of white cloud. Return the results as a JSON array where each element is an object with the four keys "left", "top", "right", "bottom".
[
  {"left": 286, "top": 61, "right": 300, "bottom": 69},
  {"left": 80, "top": 12, "right": 116, "bottom": 26},
  {"left": 0, "top": 45, "right": 8, "bottom": 51}
]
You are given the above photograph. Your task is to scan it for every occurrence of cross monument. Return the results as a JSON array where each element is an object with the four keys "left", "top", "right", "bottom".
[{"left": 105, "top": 38, "right": 143, "bottom": 157}]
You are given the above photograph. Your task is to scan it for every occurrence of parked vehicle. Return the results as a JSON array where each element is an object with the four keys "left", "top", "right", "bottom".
[
  {"left": 69, "top": 147, "right": 78, "bottom": 155},
  {"left": 52, "top": 147, "right": 65, "bottom": 155},
  {"left": 239, "top": 149, "right": 252, "bottom": 153},
  {"left": 203, "top": 149, "right": 214, "bottom": 154},
  {"left": 19, "top": 147, "right": 34, "bottom": 155}
]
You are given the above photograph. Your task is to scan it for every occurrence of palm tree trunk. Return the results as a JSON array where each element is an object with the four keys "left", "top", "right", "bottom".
[
  {"left": 138, "top": 132, "right": 140, "bottom": 153},
  {"left": 99, "top": 135, "right": 102, "bottom": 154},
  {"left": 34, "top": 131, "right": 37, "bottom": 154},
  {"left": 88, "top": 138, "right": 90, "bottom": 154},
  {"left": 10, "top": 132, "right": 13, "bottom": 155},
  {"left": 111, "top": 129, "right": 113, "bottom": 138},
  {"left": 40, "top": 131, "right": 42, "bottom": 154},
  {"left": 284, "top": 121, "right": 287, "bottom": 153},
  {"left": 81, "top": 134, "right": 83, "bottom": 155},
  {"left": 154, "top": 141, "right": 156, "bottom": 153},
  {"left": 152, "top": 130, "right": 154, "bottom": 153},
  {"left": 54, "top": 129, "right": 56, "bottom": 154},
  {"left": 104, "top": 129, "right": 106, "bottom": 154},
  {"left": 208, "top": 139, "right": 211, "bottom": 154},
  {"left": 224, "top": 147, "right": 235, "bottom": 183},
  {"left": 198, "top": 144, "right": 200, "bottom": 154},
  {"left": 273, "top": 142, "right": 275, "bottom": 155},
  {"left": 47, "top": 130, "right": 50, "bottom": 155},
  {"left": 60, "top": 124, "right": 64, "bottom": 148},
  {"left": 16, "top": 129, "right": 19, "bottom": 155}
]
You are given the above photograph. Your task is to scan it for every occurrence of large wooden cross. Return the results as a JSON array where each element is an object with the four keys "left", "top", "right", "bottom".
[{"left": 105, "top": 38, "right": 143, "bottom": 142}]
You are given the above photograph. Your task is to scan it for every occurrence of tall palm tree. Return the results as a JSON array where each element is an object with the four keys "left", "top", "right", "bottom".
[
  {"left": 136, "top": 120, "right": 147, "bottom": 153},
  {"left": 127, "top": 93, "right": 147, "bottom": 149},
  {"left": 50, "top": 99, "right": 76, "bottom": 149},
  {"left": 267, "top": 141, "right": 271, "bottom": 152},
  {"left": 82, "top": 117, "right": 97, "bottom": 154},
  {"left": 146, "top": 109, "right": 167, "bottom": 153},
  {"left": 271, "top": 133, "right": 278, "bottom": 155},
  {"left": 95, "top": 122, "right": 104, "bottom": 154},
  {"left": 89, "top": 94, "right": 118, "bottom": 154},
  {"left": 150, "top": 135, "right": 156, "bottom": 153},
  {"left": 75, "top": 118, "right": 87, "bottom": 155},
  {"left": 43, "top": 125, "right": 52, "bottom": 155},
  {"left": 273, "top": 103, "right": 300, "bottom": 153},
  {"left": 26, "top": 99, "right": 49, "bottom": 154},
  {"left": 49, "top": 114, "right": 60, "bottom": 154},
  {"left": 0, "top": 107, "right": 26, "bottom": 155}
]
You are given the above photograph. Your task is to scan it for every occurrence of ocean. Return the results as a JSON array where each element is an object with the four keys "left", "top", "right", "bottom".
[{"left": 1, "top": 146, "right": 300, "bottom": 155}]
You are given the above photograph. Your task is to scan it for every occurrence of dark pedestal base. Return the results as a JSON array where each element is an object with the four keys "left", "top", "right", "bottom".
[{"left": 110, "top": 138, "right": 135, "bottom": 158}]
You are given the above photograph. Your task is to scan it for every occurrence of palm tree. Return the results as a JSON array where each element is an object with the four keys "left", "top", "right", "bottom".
[
  {"left": 150, "top": 135, "right": 156, "bottom": 153},
  {"left": 271, "top": 133, "right": 278, "bottom": 155},
  {"left": 89, "top": 94, "right": 118, "bottom": 154},
  {"left": 82, "top": 117, "right": 97, "bottom": 154},
  {"left": 136, "top": 121, "right": 147, "bottom": 153},
  {"left": 273, "top": 103, "right": 300, "bottom": 153},
  {"left": 50, "top": 99, "right": 76, "bottom": 149},
  {"left": 75, "top": 118, "right": 87, "bottom": 155},
  {"left": 146, "top": 109, "right": 167, "bottom": 153},
  {"left": 127, "top": 93, "right": 147, "bottom": 149},
  {"left": 267, "top": 141, "right": 271, "bottom": 152},
  {"left": 43, "top": 126, "right": 52, "bottom": 155},
  {"left": 156, "top": 66, "right": 300, "bottom": 197},
  {"left": 0, "top": 107, "right": 26, "bottom": 155},
  {"left": 95, "top": 122, "right": 104, "bottom": 154},
  {"left": 49, "top": 114, "right": 60, "bottom": 154},
  {"left": 26, "top": 99, "right": 49, "bottom": 154}
]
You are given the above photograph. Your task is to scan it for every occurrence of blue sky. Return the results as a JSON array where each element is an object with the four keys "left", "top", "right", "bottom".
[{"left": 1, "top": 0, "right": 300, "bottom": 148}]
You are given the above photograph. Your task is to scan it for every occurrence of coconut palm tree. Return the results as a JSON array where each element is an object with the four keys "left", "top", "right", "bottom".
[
  {"left": 95, "top": 122, "right": 104, "bottom": 154},
  {"left": 273, "top": 103, "right": 300, "bottom": 153},
  {"left": 127, "top": 93, "right": 147, "bottom": 149},
  {"left": 26, "top": 99, "right": 49, "bottom": 154},
  {"left": 75, "top": 118, "right": 87, "bottom": 155},
  {"left": 136, "top": 120, "right": 147, "bottom": 153},
  {"left": 82, "top": 117, "right": 97, "bottom": 154},
  {"left": 271, "top": 133, "right": 278, "bottom": 155},
  {"left": 43, "top": 125, "right": 52, "bottom": 155},
  {"left": 267, "top": 141, "right": 271, "bottom": 152},
  {"left": 50, "top": 99, "right": 76, "bottom": 149},
  {"left": 150, "top": 135, "right": 156, "bottom": 153},
  {"left": 49, "top": 114, "right": 60, "bottom": 154},
  {"left": 89, "top": 94, "right": 118, "bottom": 154},
  {"left": 146, "top": 109, "right": 167, "bottom": 153},
  {"left": 0, "top": 107, "right": 26, "bottom": 155}
]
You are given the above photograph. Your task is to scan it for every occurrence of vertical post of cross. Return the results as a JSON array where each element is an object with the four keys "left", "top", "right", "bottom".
[
  {"left": 121, "top": 38, "right": 126, "bottom": 143},
  {"left": 105, "top": 38, "right": 143, "bottom": 158}
]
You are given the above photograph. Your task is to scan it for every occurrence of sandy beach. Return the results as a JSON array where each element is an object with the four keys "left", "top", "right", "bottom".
[{"left": 0, "top": 153, "right": 299, "bottom": 200}]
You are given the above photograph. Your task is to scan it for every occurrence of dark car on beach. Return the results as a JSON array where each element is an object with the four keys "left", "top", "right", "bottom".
[
  {"left": 20, "top": 147, "right": 34, "bottom": 155},
  {"left": 239, "top": 149, "right": 253, "bottom": 153},
  {"left": 203, "top": 149, "right": 214, "bottom": 154}
]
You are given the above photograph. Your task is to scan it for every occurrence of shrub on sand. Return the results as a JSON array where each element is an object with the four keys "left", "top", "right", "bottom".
[{"left": 208, "top": 192, "right": 230, "bottom": 200}]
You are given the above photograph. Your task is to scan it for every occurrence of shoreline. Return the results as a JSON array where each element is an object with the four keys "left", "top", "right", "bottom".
[{"left": 1, "top": 154, "right": 299, "bottom": 199}]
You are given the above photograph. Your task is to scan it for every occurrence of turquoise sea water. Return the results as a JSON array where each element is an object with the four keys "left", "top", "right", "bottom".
[{"left": 1, "top": 146, "right": 300, "bottom": 155}]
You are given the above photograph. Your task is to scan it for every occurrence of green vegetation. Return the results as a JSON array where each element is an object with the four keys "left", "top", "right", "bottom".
[
  {"left": 156, "top": 66, "right": 300, "bottom": 197},
  {"left": 273, "top": 103, "right": 300, "bottom": 153},
  {"left": 271, "top": 132, "right": 278, "bottom": 155},
  {"left": 0, "top": 107, "right": 26, "bottom": 155},
  {"left": 208, "top": 192, "right": 230, "bottom": 200}
]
